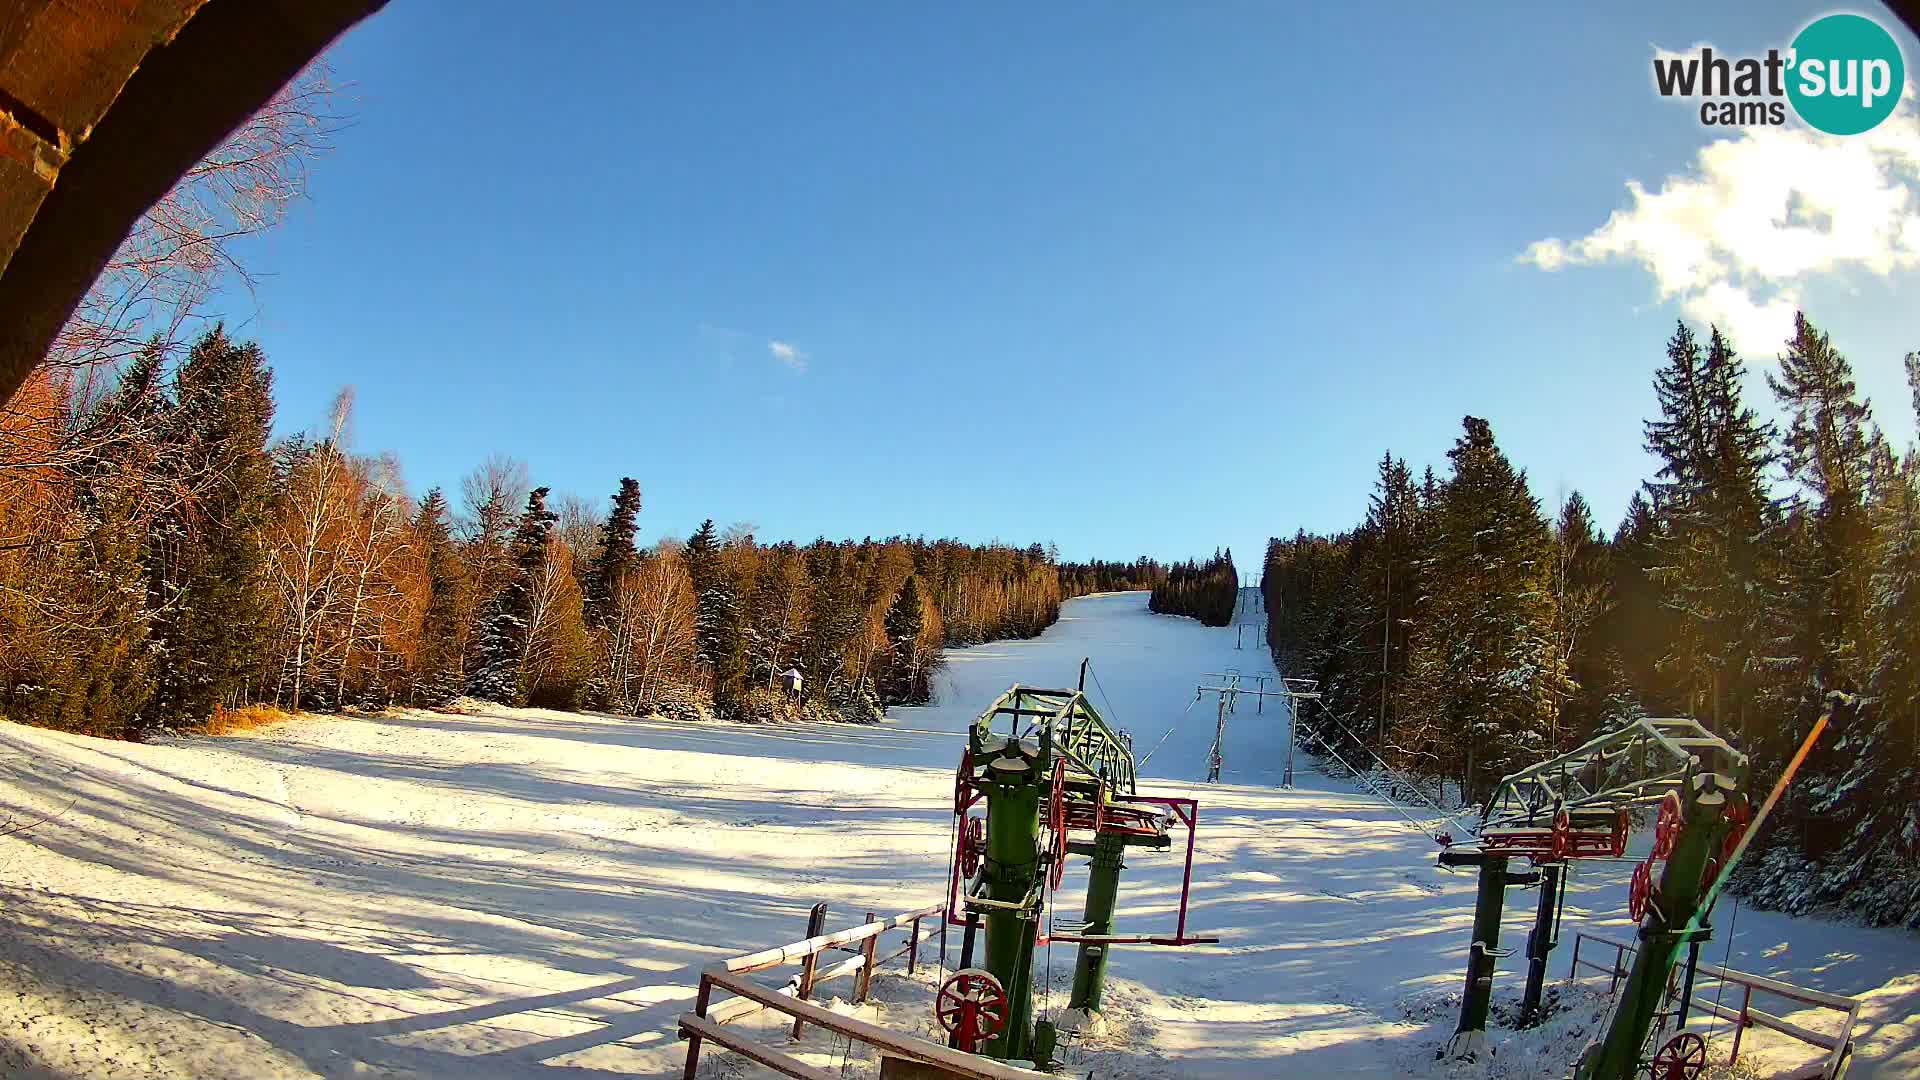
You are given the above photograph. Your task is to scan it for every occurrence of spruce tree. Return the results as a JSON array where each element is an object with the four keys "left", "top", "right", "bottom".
[
  {"left": 146, "top": 326, "right": 278, "bottom": 724},
  {"left": 468, "top": 487, "right": 556, "bottom": 705},
  {"left": 1422, "top": 416, "right": 1556, "bottom": 799},
  {"left": 684, "top": 518, "right": 745, "bottom": 711},
  {"left": 1552, "top": 491, "right": 1611, "bottom": 745},
  {"left": 1642, "top": 323, "right": 1780, "bottom": 743},
  {"left": 413, "top": 488, "right": 465, "bottom": 704},
  {"left": 582, "top": 477, "right": 641, "bottom": 630},
  {"left": 1768, "top": 312, "right": 1880, "bottom": 693},
  {"left": 881, "top": 574, "right": 928, "bottom": 704}
]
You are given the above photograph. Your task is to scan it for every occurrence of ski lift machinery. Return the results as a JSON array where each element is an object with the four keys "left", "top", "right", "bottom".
[
  {"left": 1428, "top": 706, "right": 1846, "bottom": 1080},
  {"left": 943, "top": 676, "right": 1215, "bottom": 1064}
]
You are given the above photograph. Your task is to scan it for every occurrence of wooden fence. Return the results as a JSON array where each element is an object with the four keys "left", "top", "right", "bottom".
[
  {"left": 1568, "top": 931, "right": 1860, "bottom": 1079},
  {"left": 679, "top": 901, "right": 1050, "bottom": 1080}
]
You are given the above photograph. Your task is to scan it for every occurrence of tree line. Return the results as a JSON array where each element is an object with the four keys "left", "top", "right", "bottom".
[
  {"left": 1262, "top": 314, "right": 1918, "bottom": 926},
  {"left": 1149, "top": 550, "right": 1239, "bottom": 626},
  {"left": 0, "top": 327, "right": 1114, "bottom": 735},
  {"left": 1058, "top": 558, "right": 1169, "bottom": 597}
]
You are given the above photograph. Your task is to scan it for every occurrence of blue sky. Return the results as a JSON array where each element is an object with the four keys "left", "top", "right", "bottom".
[{"left": 222, "top": 2, "right": 1920, "bottom": 573}]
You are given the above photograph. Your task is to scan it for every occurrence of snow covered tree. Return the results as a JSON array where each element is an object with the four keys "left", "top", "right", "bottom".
[
  {"left": 1551, "top": 491, "right": 1612, "bottom": 746},
  {"left": 684, "top": 518, "right": 748, "bottom": 711},
  {"left": 581, "top": 477, "right": 640, "bottom": 630},
  {"left": 879, "top": 573, "right": 930, "bottom": 704},
  {"left": 1642, "top": 323, "right": 1781, "bottom": 744},
  {"left": 1421, "top": 416, "right": 1556, "bottom": 800},
  {"left": 467, "top": 487, "right": 555, "bottom": 705},
  {"left": 1768, "top": 312, "right": 1880, "bottom": 695},
  {"left": 458, "top": 454, "right": 528, "bottom": 679}
]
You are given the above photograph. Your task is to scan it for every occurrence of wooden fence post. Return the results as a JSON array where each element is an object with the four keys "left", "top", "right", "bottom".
[
  {"left": 1730, "top": 984, "right": 1751, "bottom": 1064},
  {"left": 907, "top": 915, "right": 922, "bottom": 975},
  {"left": 791, "top": 902, "right": 828, "bottom": 1040},
  {"left": 856, "top": 911, "right": 879, "bottom": 1003},
  {"left": 681, "top": 975, "right": 714, "bottom": 1080}
]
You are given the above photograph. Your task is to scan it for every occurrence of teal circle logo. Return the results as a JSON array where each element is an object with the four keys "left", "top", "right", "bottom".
[{"left": 1787, "top": 14, "right": 1905, "bottom": 135}]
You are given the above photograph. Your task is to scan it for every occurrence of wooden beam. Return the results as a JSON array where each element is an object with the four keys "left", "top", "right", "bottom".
[
  {"left": 677, "top": 1014, "right": 838, "bottom": 1080},
  {"left": 704, "top": 968, "right": 1052, "bottom": 1080},
  {"left": 726, "top": 905, "right": 941, "bottom": 974}
]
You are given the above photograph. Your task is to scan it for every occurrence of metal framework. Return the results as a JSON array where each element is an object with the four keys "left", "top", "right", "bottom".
[
  {"left": 1441, "top": 716, "right": 1750, "bottom": 1065},
  {"left": 1481, "top": 717, "right": 1741, "bottom": 830},
  {"left": 946, "top": 680, "right": 1213, "bottom": 1063}
]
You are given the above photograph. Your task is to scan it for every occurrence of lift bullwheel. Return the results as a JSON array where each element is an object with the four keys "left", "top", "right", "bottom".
[
  {"left": 936, "top": 968, "right": 1008, "bottom": 1053},
  {"left": 1642, "top": 1031, "right": 1707, "bottom": 1080},
  {"left": 958, "top": 815, "right": 985, "bottom": 878}
]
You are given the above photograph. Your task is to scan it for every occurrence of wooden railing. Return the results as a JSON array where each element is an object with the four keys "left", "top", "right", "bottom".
[
  {"left": 679, "top": 901, "right": 1050, "bottom": 1080},
  {"left": 1568, "top": 931, "right": 1860, "bottom": 1079}
]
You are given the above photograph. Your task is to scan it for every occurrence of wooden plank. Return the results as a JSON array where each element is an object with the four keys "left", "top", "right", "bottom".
[
  {"left": 678, "top": 1014, "right": 838, "bottom": 1080},
  {"left": 1745, "top": 1005, "right": 1841, "bottom": 1050},
  {"left": 706, "top": 968, "right": 1051, "bottom": 1080},
  {"left": 1692, "top": 998, "right": 1744, "bottom": 1026},
  {"left": 1694, "top": 963, "right": 1861, "bottom": 1012},
  {"left": 727, "top": 905, "right": 943, "bottom": 974}
]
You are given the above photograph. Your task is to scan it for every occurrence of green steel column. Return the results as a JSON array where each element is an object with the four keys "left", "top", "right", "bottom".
[
  {"left": 1519, "top": 862, "right": 1563, "bottom": 1027},
  {"left": 1575, "top": 800, "right": 1726, "bottom": 1080},
  {"left": 1445, "top": 853, "right": 1509, "bottom": 1060},
  {"left": 982, "top": 774, "right": 1041, "bottom": 1061},
  {"left": 1067, "top": 829, "right": 1127, "bottom": 1013}
]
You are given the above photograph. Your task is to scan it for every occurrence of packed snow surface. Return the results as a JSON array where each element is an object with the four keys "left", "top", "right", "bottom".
[{"left": 0, "top": 592, "right": 1916, "bottom": 1078}]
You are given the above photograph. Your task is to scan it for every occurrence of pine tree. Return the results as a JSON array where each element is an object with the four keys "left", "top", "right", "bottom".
[
  {"left": 1642, "top": 323, "right": 1780, "bottom": 744},
  {"left": 1768, "top": 312, "right": 1880, "bottom": 694},
  {"left": 1422, "top": 416, "right": 1556, "bottom": 800},
  {"left": 1551, "top": 491, "right": 1611, "bottom": 746},
  {"left": 413, "top": 488, "right": 465, "bottom": 704},
  {"left": 1599, "top": 492, "right": 1681, "bottom": 722},
  {"left": 468, "top": 487, "right": 556, "bottom": 705},
  {"left": 684, "top": 518, "right": 745, "bottom": 711},
  {"left": 880, "top": 574, "right": 928, "bottom": 704},
  {"left": 146, "top": 326, "right": 278, "bottom": 724},
  {"left": 582, "top": 477, "right": 641, "bottom": 630}
]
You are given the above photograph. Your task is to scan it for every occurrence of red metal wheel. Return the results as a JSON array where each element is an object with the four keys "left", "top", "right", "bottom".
[
  {"left": 958, "top": 815, "right": 984, "bottom": 878},
  {"left": 1649, "top": 1030, "right": 1708, "bottom": 1080},
  {"left": 1652, "top": 791, "right": 1683, "bottom": 860},
  {"left": 1629, "top": 860, "right": 1653, "bottom": 922},
  {"left": 1551, "top": 807, "right": 1573, "bottom": 861},
  {"left": 1722, "top": 797, "right": 1751, "bottom": 862},
  {"left": 954, "top": 749, "right": 976, "bottom": 816},
  {"left": 1047, "top": 760, "right": 1068, "bottom": 889},
  {"left": 935, "top": 968, "right": 1007, "bottom": 1052},
  {"left": 1613, "top": 807, "right": 1631, "bottom": 858}
]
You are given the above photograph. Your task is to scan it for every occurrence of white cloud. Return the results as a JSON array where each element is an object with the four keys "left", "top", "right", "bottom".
[
  {"left": 1521, "top": 65, "right": 1920, "bottom": 351},
  {"left": 768, "top": 339, "right": 809, "bottom": 373}
]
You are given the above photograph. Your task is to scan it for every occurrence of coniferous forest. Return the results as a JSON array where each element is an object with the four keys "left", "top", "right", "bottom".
[
  {"left": 1149, "top": 550, "right": 1239, "bottom": 626},
  {"left": 1263, "top": 315, "right": 1919, "bottom": 926},
  {"left": 1059, "top": 558, "right": 1169, "bottom": 597},
  {"left": 0, "top": 326, "right": 1135, "bottom": 733}
]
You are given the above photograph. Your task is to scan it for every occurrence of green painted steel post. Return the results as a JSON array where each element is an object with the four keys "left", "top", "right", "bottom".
[
  {"left": 1067, "top": 829, "right": 1127, "bottom": 1013},
  {"left": 1445, "top": 853, "right": 1509, "bottom": 1060},
  {"left": 1520, "top": 862, "right": 1563, "bottom": 1027},
  {"left": 982, "top": 769, "right": 1042, "bottom": 1061},
  {"left": 1574, "top": 794, "right": 1729, "bottom": 1080}
]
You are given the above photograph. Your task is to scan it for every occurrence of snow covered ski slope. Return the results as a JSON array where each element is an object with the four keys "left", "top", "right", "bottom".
[{"left": 0, "top": 592, "right": 1916, "bottom": 1078}]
